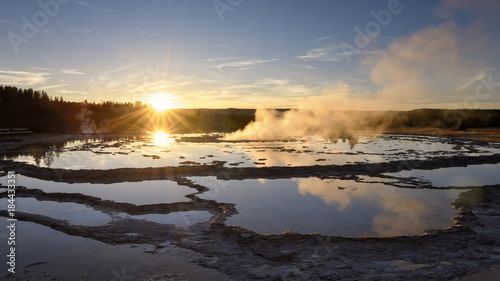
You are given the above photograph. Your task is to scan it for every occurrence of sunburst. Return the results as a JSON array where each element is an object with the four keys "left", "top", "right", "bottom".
[
  {"left": 152, "top": 131, "right": 175, "bottom": 145},
  {"left": 148, "top": 92, "right": 179, "bottom": 112}
]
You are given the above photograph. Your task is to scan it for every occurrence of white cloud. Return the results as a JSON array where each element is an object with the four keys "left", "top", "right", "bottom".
[
  {"left": 60, "top": 68, "right": 85, "bottom": 75},
  {"left": 313, "top": 34, "right": 338, "bottom": 42},
  {"left": 41, "top": 84, "right": 69, "bottom": 90},
  {"left": 0, "top": 68, "right": 50, "bottom": 86},
  {"left": 296, "top": 45, "right": 346, "bottom": 62},
  {"left": 215, "top": 58, "right": 279, "bottom": 70}
]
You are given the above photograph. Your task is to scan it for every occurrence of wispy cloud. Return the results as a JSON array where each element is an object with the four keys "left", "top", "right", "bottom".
[
  {"left": 236, "top": 67, "right": 251, "bottom": 72},
  {"left": 95, "top": 31, "right": 108, "bottom": 39},
  {"left": 101, "top": 8, "right": 118, "bottom": 13},
  {"left": 293, "top": 64, "right": 317, "bottom": 70},
  {"left": 259, "top": 79, "right": 291, "bottom": 86},
  {"left": 215, "top": 58, "right": 279, "bottom": 70},
  {"left": 296, "top": 45, "right": 347, "bottom": 62},
  {"left": 35, "top": 67, "right": 54, "bottom": 72},
  {"left": 74, "top": 1, "right": 88, "bottom": 5},
  {"left": 60, "top": 68, "right": 85, "bottom": 75},
  {"left": 0, "top": 68, "right": 50, "bottom": 86},
  {"left": 200, "top": 79, "right": 219, "bottom": 84},
  {"left": 139, "top": 31, "right": 162, "bottom": 37},
  {"left": 55, "top": 89, "right": 85, "bottom": 95},
  {"left": 87, "top": 61, "right": 198, "bottom": 103},
  {"left": 41, "top": 84, "right": 69, "bottom": 90},
  {"left": 203, "top": 56, "right": 248, "bottom": 62},
  {"left": 104, "top": 63, "right": 138, "bottom": 76},
  {"left": 313, "top": 34, "right": 338, "bottom": 42},
  {"left": 69, "top": 27, "right": 92, "bottom": 33},
  {"left": 256, "top": 78, "right": 314, "bottom": 95}
]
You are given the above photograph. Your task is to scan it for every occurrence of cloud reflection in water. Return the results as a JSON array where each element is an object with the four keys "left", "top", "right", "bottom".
[{"left": 296, "top": 178, "right": 462, "bottom": 236}]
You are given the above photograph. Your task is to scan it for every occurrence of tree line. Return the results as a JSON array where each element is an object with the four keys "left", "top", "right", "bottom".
[
  {"left": 1, "top": 85, "right": 499, "bottom": 134},
  {"left": 0, "top": 85, "right": 254, "bottom": 133}
]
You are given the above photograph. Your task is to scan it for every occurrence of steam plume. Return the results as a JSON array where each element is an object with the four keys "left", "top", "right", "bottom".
[{"left": 224, "top": 108, "right": 392, "bottom": 144}]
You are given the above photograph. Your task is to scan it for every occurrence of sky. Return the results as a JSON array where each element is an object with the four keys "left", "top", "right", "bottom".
[{"left": 1, "top": 0, "right": 500, "bottom": 110}]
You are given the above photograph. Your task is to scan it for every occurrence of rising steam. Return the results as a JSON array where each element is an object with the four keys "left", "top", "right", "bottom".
[
  {"left": 224, "top": 108, "right": 393, "bottom": 145},
  {"left": 224, "top": 17, "right": 491, "bottom": 143},
  {"left": 75, "top": 106, "right": 97, "bottom": 134}
]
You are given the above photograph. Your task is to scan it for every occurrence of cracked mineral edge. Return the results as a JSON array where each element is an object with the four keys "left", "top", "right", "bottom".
[{"left": 6, "top": 171, "right": 16, "bottom": 274}]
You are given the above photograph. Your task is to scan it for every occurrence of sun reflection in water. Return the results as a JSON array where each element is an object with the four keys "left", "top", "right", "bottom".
[{"left": 152, "top": 131, "right": 175, "bottom": 145}]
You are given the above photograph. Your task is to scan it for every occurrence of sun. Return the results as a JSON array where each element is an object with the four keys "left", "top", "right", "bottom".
[
  {"left": 148, "top": 92, "right": 179, "bottom": 112},
  {"left": 152, "top": 131, "right": 175, "bottom": 145}
]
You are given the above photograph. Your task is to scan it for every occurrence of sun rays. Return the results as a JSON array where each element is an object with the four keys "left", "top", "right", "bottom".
[{"left": 147, "top": 92, "right": 180, "bottom": 112}]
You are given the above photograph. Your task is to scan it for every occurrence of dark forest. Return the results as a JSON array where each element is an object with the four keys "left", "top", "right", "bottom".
[{"left": 1, "top": 85, "right": 500, "bottom": 134}]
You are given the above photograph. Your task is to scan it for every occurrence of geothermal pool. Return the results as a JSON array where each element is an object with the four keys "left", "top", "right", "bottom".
[
  {"left": 1, "top": 133, "right": 500, "bottom": 276},
  {"left": 189, "top": 176, "right": 463, "bottom": 236},
  {"left": 3, "top": 133, "right": 498, "bottom": 169}
]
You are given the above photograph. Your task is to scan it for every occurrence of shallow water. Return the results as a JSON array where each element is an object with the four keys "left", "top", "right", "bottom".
[
  {"left": 386, "top": 163, "right": 500, "bottom": 187},
  {"left": 0, "top": 133, "right": 498, "bottom": 261},
  {"left": 0, "top": 197, "right": 111, "bottom": 226},
  {"left": 13, "top": 175, "right": 196, "bottom": 205},
  {"left": 0, "top": 221, "right": 226, "bottom": 280},
  {"left": 3, "top": 134, "right": 499, "bottom": 169},
  {"left": 0, "top": 221, "right": 108, "bottom": 272},
  {"left": 189, "top": 176, "right": 464, "bottom": 236}
]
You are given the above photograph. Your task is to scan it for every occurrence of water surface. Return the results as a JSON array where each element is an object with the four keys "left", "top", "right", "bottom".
[
  {"left": 386, "top": 163, "right": 500, "bottom": 187},
  {"left": 12, "top": 175, "right": 196, "bottom": 205},
  {"left": 4, "top": 134, "right": 498, "bottom": 169},
  {"left": 189, "top": 176, "right": 464, "bottom": 236}
]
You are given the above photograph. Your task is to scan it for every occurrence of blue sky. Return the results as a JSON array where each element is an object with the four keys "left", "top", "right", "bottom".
[{"left": 1, "top": 0, "right": 499, "bottom": 109}]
